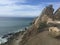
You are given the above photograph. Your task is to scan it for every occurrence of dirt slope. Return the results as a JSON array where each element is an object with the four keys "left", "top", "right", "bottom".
[{"left": 24, "top": 31, "right": 60, "bottom": 45}]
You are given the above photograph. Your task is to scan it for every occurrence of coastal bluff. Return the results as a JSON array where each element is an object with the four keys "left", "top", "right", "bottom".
[{"left": 2, "top": 5, "right": 60, "bottom": 45}]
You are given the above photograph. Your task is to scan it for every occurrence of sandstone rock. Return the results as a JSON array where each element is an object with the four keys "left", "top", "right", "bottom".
[
  {"left": 49, "top": 27, "right": 60, "bottom": 37},
  {"left": 54, "top": 8, "right": 60, "bottom": 20},
  {"left": 19, "top": 5, "right": 60, "bottom": 45},
  {"left": 20, "top": 5, "right": 55, "bottom": 44},
  {"left": 34, "top": 5, "right": 54, "bottom": 28},
  {"left": 41, "top": 5, "right": 54, "bottom": 16}
]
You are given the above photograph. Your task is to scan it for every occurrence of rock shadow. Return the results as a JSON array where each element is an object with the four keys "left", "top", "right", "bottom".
[{"left": 55, "top": 36, "right": 60, "bottom": 40}]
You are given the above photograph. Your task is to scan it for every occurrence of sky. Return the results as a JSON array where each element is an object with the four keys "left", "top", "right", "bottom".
[{"left": 0, "top": 0, "right": 60, "bottom": 17}]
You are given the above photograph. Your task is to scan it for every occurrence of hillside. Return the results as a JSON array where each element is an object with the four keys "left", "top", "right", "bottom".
[
  {"left": 19, "top": 5, "right": 60, "bottom": 45},
  {"left": 24, "top": 31, "right": 60, "bottom": 45}
]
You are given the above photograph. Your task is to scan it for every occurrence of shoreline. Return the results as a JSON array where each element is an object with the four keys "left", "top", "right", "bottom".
[{"left": 0, "top": 26, "right": 29, "bottom": 45}]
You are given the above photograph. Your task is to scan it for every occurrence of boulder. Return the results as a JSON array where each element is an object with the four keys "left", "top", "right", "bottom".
[{"left": 49, "top": 27, "right": 60, "bottom": 37}]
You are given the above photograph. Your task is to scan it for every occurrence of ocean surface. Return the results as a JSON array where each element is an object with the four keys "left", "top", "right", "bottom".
[
  {"left": 0, "top": 17, "right": 34, "bottom": 44},
  {"left": 0, "top": 17, "right": 34, "bottom": 36}
]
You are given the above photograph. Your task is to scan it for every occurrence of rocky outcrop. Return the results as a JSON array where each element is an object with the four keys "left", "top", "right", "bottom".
[
  {"left": 41, "top": 5, "right": 54, "bottom": 17},
  {"left": 54, "top": 8, "right": 60, "bottom": 20},
  {"left": 34, "top": 5, "right": 54, "bottom": 29},
  {"left": 19, "top": 5, "right": 60, "bottom": 45},
  {"left": 40, "top": 5, "right": 54, "bottom": 18},
  {"left": 18, "top": 5, "right": 55, "bottom": 45},
  {"left": 23, "top": 6, "right": 60, "bottom": 45}
]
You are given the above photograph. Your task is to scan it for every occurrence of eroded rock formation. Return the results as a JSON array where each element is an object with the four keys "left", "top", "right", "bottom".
[
  {"left": 19, "top": 5, "right": 55, "bottom": 45},
  {"left": 20, "top": 5, "right": 60, "bottom": 45},
  {"left": 34, "top": 5, "right": 54, "bottom": 28},
  {"left": 54, "top": 8, "right": 60, "bottom": 20}
]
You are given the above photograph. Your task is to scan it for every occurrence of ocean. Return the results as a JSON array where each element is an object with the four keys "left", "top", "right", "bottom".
[
  {"left": 0, "top": 17, "right": 34, "bottom": 44},
  {"left": 0, "top": 17, "right": 34, "bottom": 36}
]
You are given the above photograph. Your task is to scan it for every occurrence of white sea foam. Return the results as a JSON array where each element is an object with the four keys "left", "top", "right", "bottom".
[{"left": 0, "top": 37, "right": 7, "bottom": 44}]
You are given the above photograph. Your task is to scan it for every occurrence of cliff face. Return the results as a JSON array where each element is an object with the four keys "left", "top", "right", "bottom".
[
  {"left": 20, "top": 5, "right": 60, "bottom": 45},
  {"left": 54, "top": 8, "right": 60, "bottom": 20},
  {"left": 19, "top": 5, "right": 54, "bottom": 45},
  {"left": 34, "top": 5, "right": 54, "bottom": 28}
]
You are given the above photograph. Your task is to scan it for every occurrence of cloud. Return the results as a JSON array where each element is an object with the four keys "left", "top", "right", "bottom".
[
  {"left": 12, "top": 5, "right": 43, "bottom": 17},
  {"left": 40, "top": 2, "right": 60, "bottom": 11},
  {"left": 0, "top": 0, "right": 60, "bottom": 17},
  {"left": 0, "top": 0, "right": 43, "bottom": 17},
  {"left": 0, "top": 4, "right": 42, "bottom": 17}
]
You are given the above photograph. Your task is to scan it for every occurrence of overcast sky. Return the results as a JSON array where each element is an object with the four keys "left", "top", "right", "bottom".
[{"left": 0, "top": 0, "right": 60, "bottom": 17}]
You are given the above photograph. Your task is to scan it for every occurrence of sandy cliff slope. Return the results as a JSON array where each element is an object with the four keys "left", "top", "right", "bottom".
[{"left": 24, "top": 31, "right": 60, "bottom": 45}]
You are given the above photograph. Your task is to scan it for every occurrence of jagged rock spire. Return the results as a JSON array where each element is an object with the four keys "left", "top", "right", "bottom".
[
  {"left": 34, "top": 5, "right": 54, "bottom": 28},
  {"left": 39, "top": 5, "right": 54, "bottom": 22},
  {"left": 54, "top": 8, "right": 60, "bottom": 20},
  {"left": 41, "top": 5, "right": 54, "bottom": 17}
]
